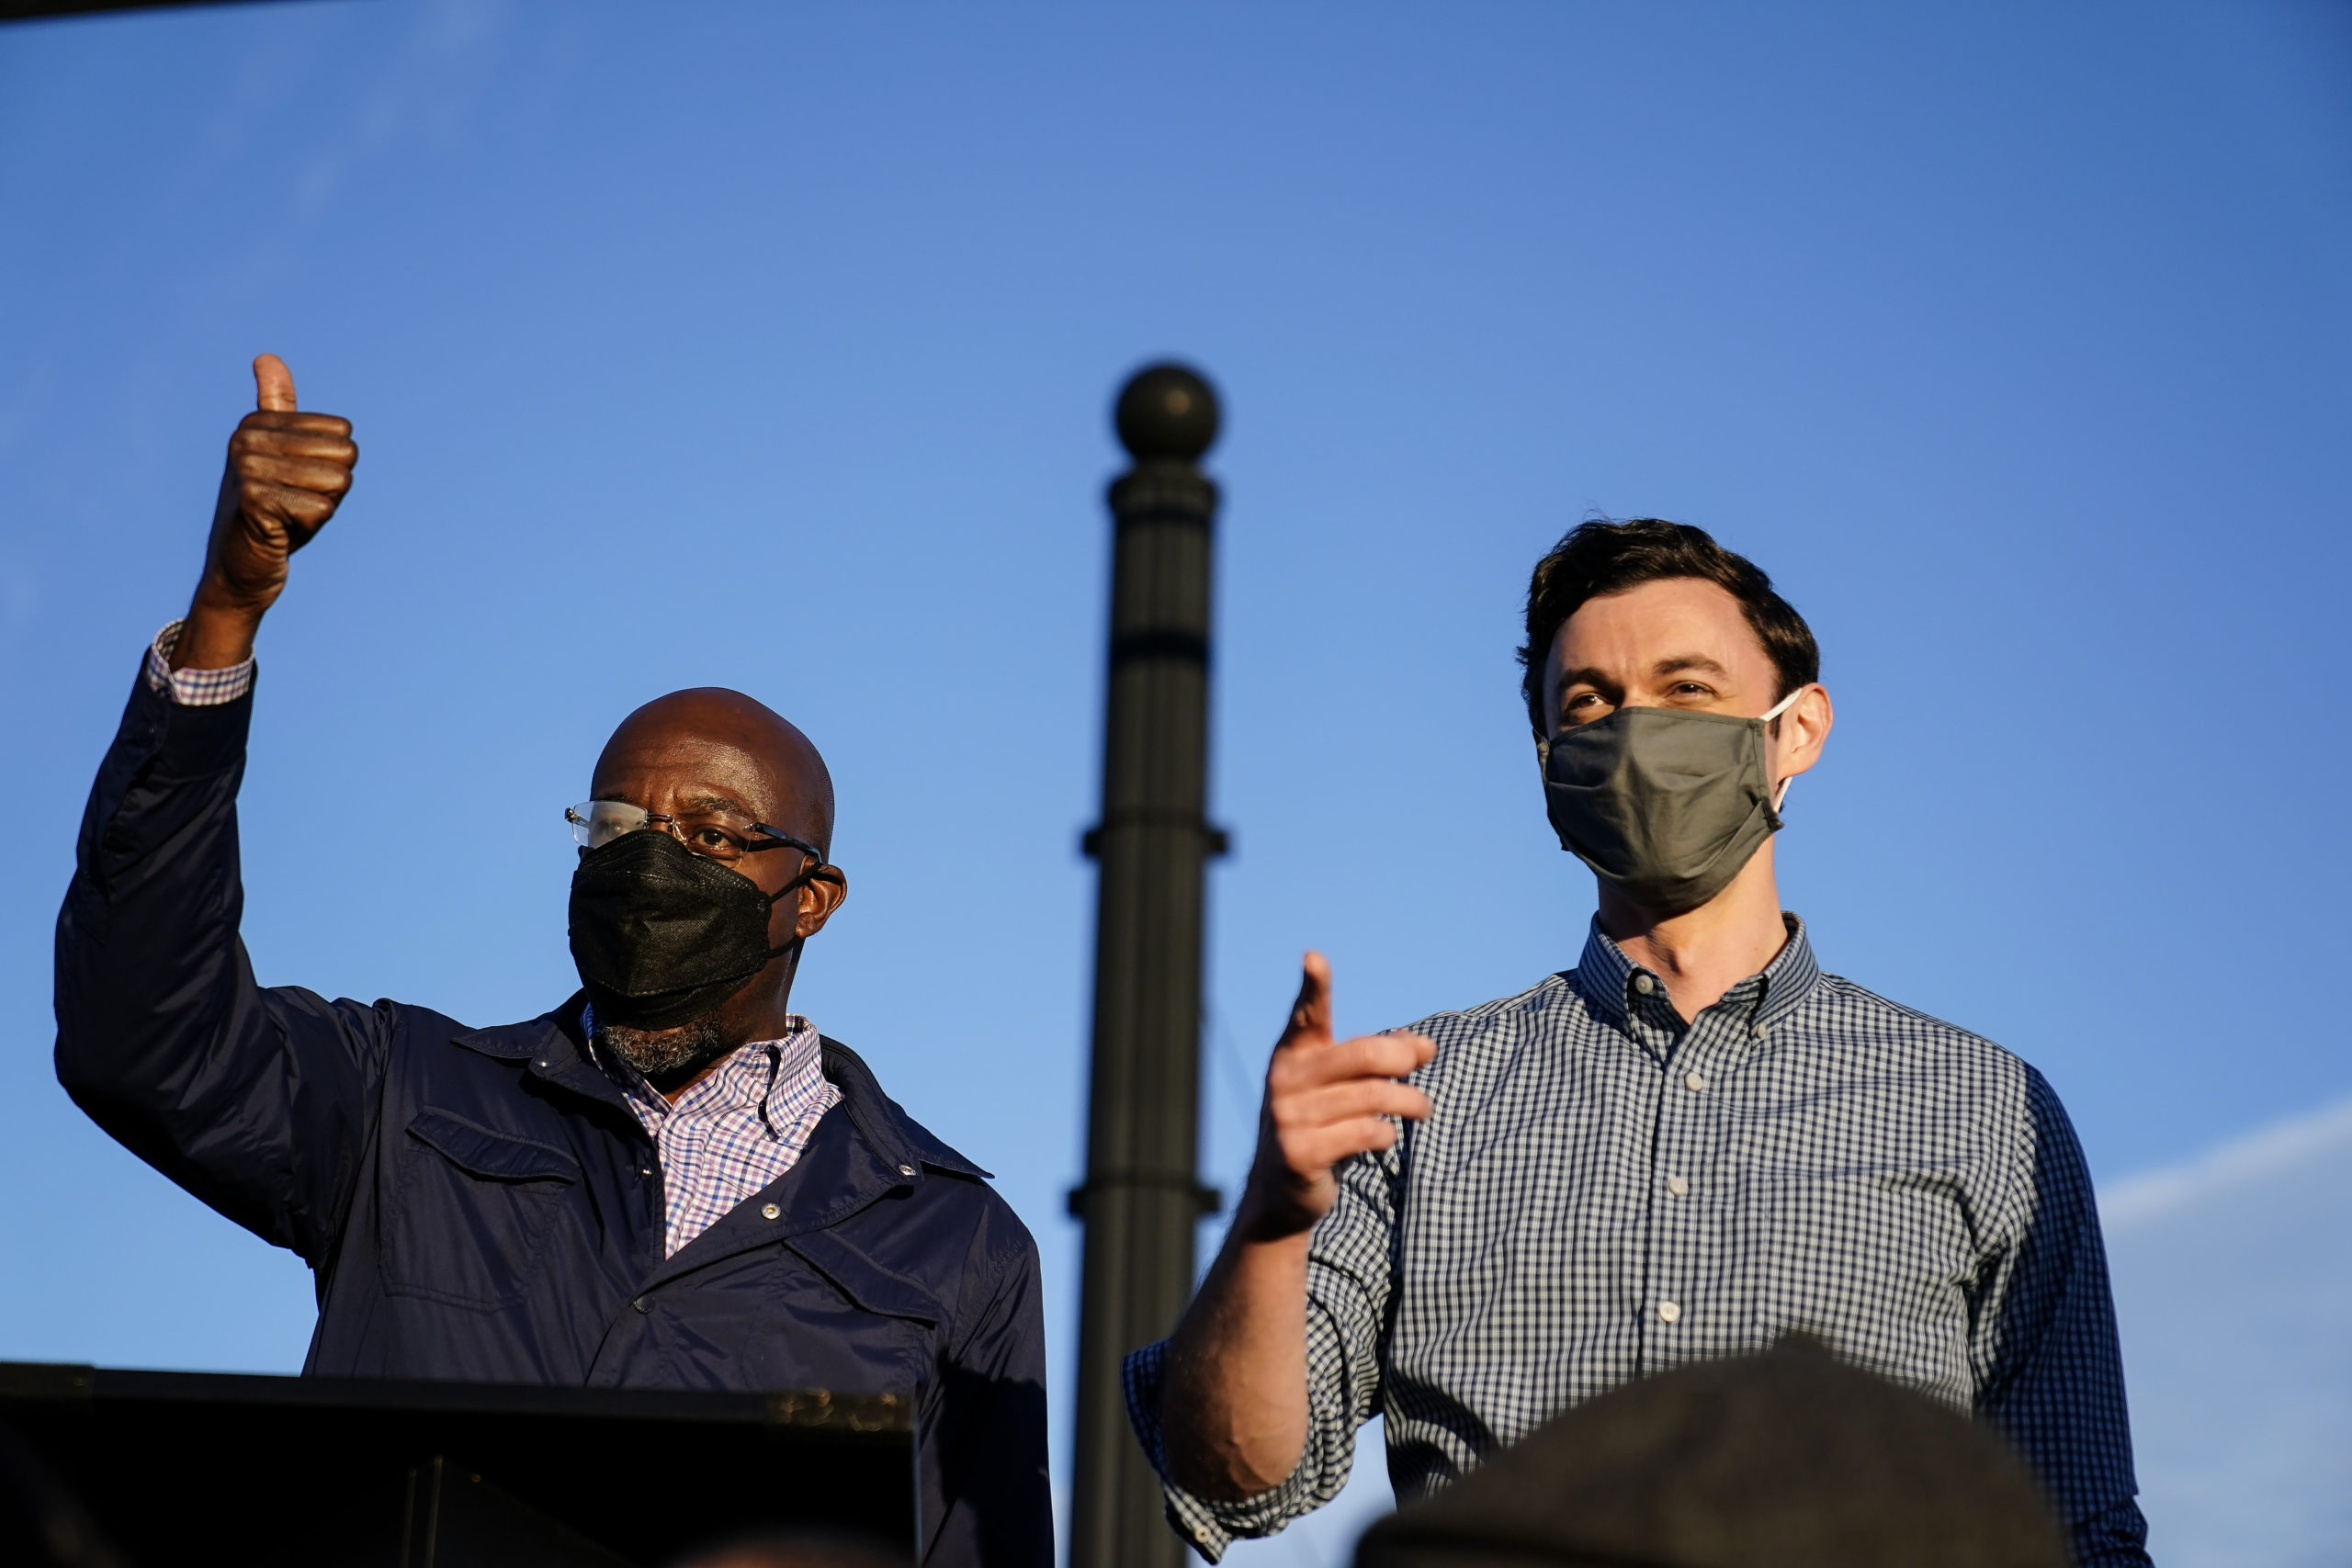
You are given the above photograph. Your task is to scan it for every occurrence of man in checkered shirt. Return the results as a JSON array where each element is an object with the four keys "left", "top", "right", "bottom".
[{"left": 1125, "top": 520, "right": 2150, "bottom": 1565}]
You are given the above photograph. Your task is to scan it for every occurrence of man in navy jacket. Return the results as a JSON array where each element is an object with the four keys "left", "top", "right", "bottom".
[{"left": 52, "top": 356, "right": 1050, "bottom": 1568}]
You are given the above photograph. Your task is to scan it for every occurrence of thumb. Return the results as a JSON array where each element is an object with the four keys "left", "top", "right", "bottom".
[
  {"left": 253, "top": 353, "right": 298, "bottom": 412},
  {"left": 1280, "top": 951, "right": 1336, "bottom": 1049}
]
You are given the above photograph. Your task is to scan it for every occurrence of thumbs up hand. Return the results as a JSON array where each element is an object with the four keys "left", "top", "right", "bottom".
[
  {"left": 212, "top": 354, "right": 356, "bottom": 599},
  {"left": 174, "top": 355, "right": 359, "bottom": 671}
]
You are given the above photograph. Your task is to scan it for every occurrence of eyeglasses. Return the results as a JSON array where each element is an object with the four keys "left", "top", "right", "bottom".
[{"left": 565, "top": 801, "right": 825, "bottom": 866}]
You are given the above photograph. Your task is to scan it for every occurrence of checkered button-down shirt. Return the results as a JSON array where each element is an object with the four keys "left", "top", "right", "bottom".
[
  {"left": 1125, "top": 917, "right": 2149, "bottom": 1566},
  {"left": 139, "top": 626, "right": 844, "bottom": 1262}
]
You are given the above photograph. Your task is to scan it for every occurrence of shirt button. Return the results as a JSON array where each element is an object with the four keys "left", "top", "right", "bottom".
[
  {"left": 1657, "top": 1301, "right": 1681, "bottom": 1324},
  {"left": 1667, "top": 1176, "right": 1689, "bottom": 1197},
  {"left": 1750, "top": 1021, "right": 1769, "bottom": 1040},
  {"left": 761, "top": 1202, "right": 780, "bottom": 1220},
  {"left": 1633, "top": 974, "right": 1657, "bottom": 996},
  {"left": 1684, "top": 1071, "right": 1707, "bottom": 1092},
  {"left": 899, "top": 1164, "right": 918, "bottom": 1179}
]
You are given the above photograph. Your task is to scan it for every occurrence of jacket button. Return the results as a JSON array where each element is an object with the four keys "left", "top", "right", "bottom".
[
  {"left": 898, "top": 1164, "right": 918, "bottom": 1179},
  {"left": 761, "top": 1202, "right": 780, "bottom": 1220},
  {"left": 632, "top": 1296, "right": 650, "bottom": 1314}
]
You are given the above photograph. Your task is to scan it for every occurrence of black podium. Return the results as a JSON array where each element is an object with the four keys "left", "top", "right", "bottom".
[{"left": 0, "top": 1361, "right": 917, "bottom": 1568}]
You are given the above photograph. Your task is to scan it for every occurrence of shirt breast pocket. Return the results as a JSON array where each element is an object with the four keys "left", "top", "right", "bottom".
[
  {"left": 385, "top": 1109, "right": 581, "bottom": 1312},
  {"left": 1747, "top": 1165, "right": 1979, "bottom": 1404}
]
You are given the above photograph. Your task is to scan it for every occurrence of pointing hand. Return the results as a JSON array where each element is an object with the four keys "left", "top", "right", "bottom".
[{"left": 1240, "top": 953, "right": 1435, "bottom": 1240}]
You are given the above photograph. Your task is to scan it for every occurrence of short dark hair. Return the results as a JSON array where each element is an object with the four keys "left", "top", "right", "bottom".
[{"left": 1517, "top": 518, "right": 1820, "bottom": 736}]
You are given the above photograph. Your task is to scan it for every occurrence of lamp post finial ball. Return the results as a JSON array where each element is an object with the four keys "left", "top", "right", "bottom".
[{"left": 1115, "top": 364, "right": 1220, "bottom": 463}]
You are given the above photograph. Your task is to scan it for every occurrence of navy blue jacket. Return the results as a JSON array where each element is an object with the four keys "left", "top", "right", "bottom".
[{"left": 54, "top": 668, "right": 1051, "bottom": 1568}]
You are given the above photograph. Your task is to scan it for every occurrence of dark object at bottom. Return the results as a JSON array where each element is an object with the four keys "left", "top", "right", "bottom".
[
  {"left": 0, "top": 1361, "right": 915, "bottom": 1568},
  {"left": 399, "top": 1456, "right": 632, "bottom": 1568},
  {"left": 1353, "top": 1337, "right": 2069, "bottom": 1568}
]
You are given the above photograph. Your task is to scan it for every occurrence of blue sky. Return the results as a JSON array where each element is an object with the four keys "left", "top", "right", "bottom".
[{"left": 2, "top": 4, "right": 2346, "bottom": 1562}]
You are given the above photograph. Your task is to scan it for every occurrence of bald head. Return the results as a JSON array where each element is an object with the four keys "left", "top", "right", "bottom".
[{"left": 592, "top": 687, "right": 835, "bottom": 857}]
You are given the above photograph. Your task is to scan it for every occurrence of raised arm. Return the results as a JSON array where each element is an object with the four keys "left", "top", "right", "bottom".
[
  {"left": 1157, "top": 954, "right": 1432, "bottom": 1501},
  {"left": 54, "top": 355, "right": 378, "bottom": 1264}
]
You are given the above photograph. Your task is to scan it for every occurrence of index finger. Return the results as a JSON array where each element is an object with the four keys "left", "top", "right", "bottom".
[
  {"left": 233, "top": 417, "right": 356, "bottom": 456},
  {"left": 1278, "top": 951, "right": 1335, "bottom": 1050}
]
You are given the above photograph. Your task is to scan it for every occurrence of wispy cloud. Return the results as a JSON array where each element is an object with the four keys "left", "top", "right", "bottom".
[{"left": 2100, "top": 1095, "right": 2352, "bottom": 1233}]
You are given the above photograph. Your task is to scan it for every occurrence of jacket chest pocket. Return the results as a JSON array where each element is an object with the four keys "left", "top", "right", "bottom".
[
  {"left": 385, "top": 1109, "right": 582, "bottom": 1312},
  {"left": 757, "top": 1230, "right": 943, "bottom": 1396}
]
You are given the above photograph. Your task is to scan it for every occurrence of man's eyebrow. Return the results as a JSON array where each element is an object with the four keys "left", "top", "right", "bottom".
[
  {"left": 676, "top": 793, "right": 757, "bottom": 818},
  {"left": 1552, "top": 656, "right": 1732, "bottom": 703},
  {"left": 589, "top": 791, "right": 761, "bottom": 817}
]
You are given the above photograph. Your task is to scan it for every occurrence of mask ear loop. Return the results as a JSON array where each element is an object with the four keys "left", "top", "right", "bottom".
[
  {"left": 1761, "top": 686, "right": 1807, "bottom": 811},
  {"left": 761, "top": 858, "right": 831, "bottom": 963}
]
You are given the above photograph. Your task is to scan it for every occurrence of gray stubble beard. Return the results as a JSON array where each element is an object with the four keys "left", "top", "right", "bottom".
[{"left": 595, "top": 1012, "right": 737, "bottom": 1084}]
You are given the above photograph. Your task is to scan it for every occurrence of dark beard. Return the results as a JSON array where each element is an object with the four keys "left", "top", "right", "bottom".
[{"left": 595, "top": 1011, "right": 738, "bottom": 1089}]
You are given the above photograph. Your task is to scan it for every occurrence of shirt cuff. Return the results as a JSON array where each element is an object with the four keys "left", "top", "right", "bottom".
[
  {"left": 143, "top": 620, "right": 255, "bottom": 706},
  {"left": 1123, "top": 1337, "right": 1340, "bottom": 1562}
]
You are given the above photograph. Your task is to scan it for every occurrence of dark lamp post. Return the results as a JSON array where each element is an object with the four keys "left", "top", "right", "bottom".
[{"left": 1068, "top": 363, "right": 1226, "bottom": 1568}]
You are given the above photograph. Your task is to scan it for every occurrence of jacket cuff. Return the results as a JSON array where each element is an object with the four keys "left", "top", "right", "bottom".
[
  {"left": 143, "top": 619, "right": 258, "bottom": 707},
  {"left": 118, "top": 641, "right": 254, "bottom": 779}
]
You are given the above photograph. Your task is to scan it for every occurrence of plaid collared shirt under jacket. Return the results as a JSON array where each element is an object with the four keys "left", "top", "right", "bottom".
[
  {"left": 582, "top": 1005, "right": 842, "bottom": 1258},
  {"left": 1125, "top": 917, "right": 2150, "bottom": 1567}
]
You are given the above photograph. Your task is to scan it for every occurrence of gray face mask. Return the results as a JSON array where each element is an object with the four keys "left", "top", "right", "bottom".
[{"left": 1538, "top": 689, "right": 1803, "bottom": 912}]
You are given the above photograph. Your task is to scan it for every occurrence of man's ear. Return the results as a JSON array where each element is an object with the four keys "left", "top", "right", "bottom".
[
  {"left": 1775, "top": 684, "right": 1835, "bottom": 783},
  {"left": 793, "top": 867, "right": 849, "bottom": 941}
]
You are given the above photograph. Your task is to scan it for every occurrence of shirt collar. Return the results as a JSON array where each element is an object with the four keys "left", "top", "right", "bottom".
[
  {"left": 1573, "top": 912, "right": 1821, "bottom": 1036},
  {"left": 578, "top": 1003, "right": 822, "bottom": 1131}
]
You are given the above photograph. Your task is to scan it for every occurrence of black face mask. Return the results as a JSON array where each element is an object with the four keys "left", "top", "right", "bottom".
[{"left": 568, "top": 829, "right": 814, "bottom": 1031}]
